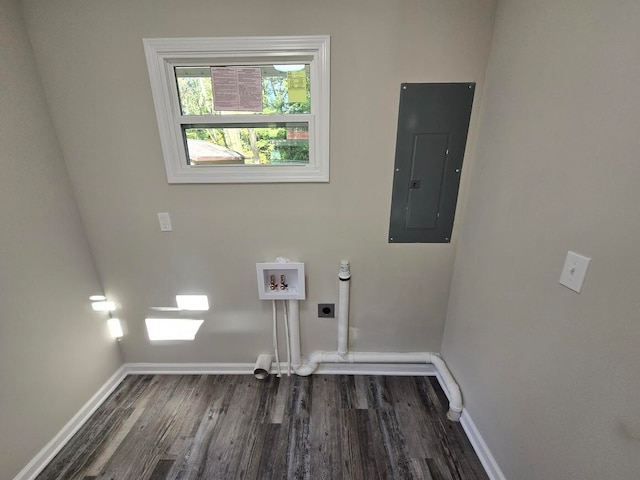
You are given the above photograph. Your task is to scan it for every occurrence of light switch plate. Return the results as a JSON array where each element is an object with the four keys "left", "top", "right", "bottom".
[
  {"left": 559, "top": 251, "right": 591, "bottom": 293},
  {"left": 157, "top": 212, "right": 172, "bottom": 232}
]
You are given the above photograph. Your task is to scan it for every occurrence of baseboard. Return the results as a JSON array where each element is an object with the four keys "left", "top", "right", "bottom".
[
  {"left": 124, "top": 362, "right": 257, "bottom": 375},
  {"left": 124, "top": 362, "right": 438, "bottom": 377},
  {"left": 13, "top": 365, "right": 128, "bottom": 480},
  {"left": 432, "top": 375, "right": 507, "bottom": 480},
  {"left": 459, "top": 410, "right": 507, "bottom": 480}
]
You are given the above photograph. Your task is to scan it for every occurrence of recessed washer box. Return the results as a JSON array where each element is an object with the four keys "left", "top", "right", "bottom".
[{"left": 256, "top": 262, "right": 306, "bottom": 300}]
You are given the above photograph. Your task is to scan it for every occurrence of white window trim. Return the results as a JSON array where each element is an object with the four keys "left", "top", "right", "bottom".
[{"left": 143, "top": 35, "right": 330, "bottom": 183}]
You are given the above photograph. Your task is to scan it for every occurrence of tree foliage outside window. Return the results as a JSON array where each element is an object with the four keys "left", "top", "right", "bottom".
[{"left": 176, "top": 66, "right": 311, "bottom": 164}]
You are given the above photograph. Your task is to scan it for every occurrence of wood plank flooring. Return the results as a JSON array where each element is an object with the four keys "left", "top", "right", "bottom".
[{"left": 36, "top": 374, "right": 488, "bottom": 480}]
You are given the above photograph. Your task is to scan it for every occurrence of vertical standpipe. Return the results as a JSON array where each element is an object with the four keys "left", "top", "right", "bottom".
[{"left": 338, "top": 260, "right": 351, "bottom": 356}]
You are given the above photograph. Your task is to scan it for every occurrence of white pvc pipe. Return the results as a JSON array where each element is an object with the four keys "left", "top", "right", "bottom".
[
  {"left": 272, "top": 300, "right": 281, "bottom": 377},
  {"left": 253, "top": 353, "right": 272, "bottom": 379},
  {"left": 311, "top": 351, "right": 462, "bottom": 420},
  {"left": 283, "top": 300, "right": 291, "bottom": 376},
  {"left": 337, "top": 259, "right": 351, "bottom": 356},
  {"left": 288, "top": 299, "right": 301, "bottom": 369},
  {"left": 430, "top": 354, "right": 463, "bottom": 421},
  {"left": 291, "top": 350, "right": 462, "bottom": 420},
  {"left": 285, "top": 263, "right": 463, "bottom": 421}
]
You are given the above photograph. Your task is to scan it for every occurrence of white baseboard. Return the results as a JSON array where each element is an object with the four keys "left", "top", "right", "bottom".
[
  {"left": 124, "top": 362, "right": 438, "bottom": 377},
  {"left": 16, "top": 362, "right": 504, "bottom": 480},
  {"left": 124, "top": 362, "right": 256, "bottom": 375},
  {"left": 432, "top": 375, "right": 507, "bottom": 480},
  {"left": 459, "top": 410, "right": 507, "bottom": 480},
  {"left": 314, "top": 362, "right": 438, "bottom": 376},
  {"left": 13, "top": 365, "right": 128, "bottom": 480}
]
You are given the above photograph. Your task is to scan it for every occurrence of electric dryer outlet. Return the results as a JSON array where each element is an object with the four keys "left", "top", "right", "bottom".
[{"left": 318, "top": 303, "right": 335, "bottom": 318}]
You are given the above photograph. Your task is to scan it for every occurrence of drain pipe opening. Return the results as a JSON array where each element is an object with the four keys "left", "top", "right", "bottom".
[{"left": 253, "top": 353, "right": 272, "bottom": 380}]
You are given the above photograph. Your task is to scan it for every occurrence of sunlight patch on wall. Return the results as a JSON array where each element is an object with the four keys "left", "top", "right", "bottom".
[
  {"left": 145, "top": 318, "right": 204, "bottom": 341},
  {"left": 175, "top": 295, "right": 209, "bottom": 311},
  {"left": 107, "top": 318, "right": 124, "bottom": 339}
]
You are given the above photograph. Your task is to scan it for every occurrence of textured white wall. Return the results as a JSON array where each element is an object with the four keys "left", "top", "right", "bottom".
[
  {"left": 443, "top": 1, "right": 640, "bottom": 478},
  {"left": 21, "top": 0, "right": 496, "bottom": 363},
  {"left": 0, "top": 0, "right": 123, "bottom": 477}
]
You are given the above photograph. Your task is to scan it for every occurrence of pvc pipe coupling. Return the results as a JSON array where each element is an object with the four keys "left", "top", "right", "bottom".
[{"left": 339, "top": 259, "right": 351, "bottom": 280}]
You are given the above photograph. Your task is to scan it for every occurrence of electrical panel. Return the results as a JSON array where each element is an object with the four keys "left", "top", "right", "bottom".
[{"left": 389, "top": 83, "right": 475, "bottom": 243}]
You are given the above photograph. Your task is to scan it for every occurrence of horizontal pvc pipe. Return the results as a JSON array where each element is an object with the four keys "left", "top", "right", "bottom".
[
  {"left": 287, "top": 300, "right": 462, "bottom": 420},
  {"left": 296, "top": 350, "right": 462, "bottom": 420}
]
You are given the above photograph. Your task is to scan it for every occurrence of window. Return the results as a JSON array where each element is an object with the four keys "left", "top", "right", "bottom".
[{"left": 143, "top": 36, "right": 330, "bottom": 183}]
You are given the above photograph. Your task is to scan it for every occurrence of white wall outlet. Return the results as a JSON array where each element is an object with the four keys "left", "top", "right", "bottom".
[
  {"left": 157, "top": 212, "right": 172, "bottom": 232},
  {"left": 559, "top": 251, "right": 591, "bottom": 293}
]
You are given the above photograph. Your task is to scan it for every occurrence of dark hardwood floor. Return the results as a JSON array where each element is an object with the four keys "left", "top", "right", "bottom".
[{"left": 36, "top": 374, "right": 488, "bottom": 480}]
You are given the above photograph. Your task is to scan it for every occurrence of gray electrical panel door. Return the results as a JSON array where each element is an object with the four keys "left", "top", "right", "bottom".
[{"left": 389, "top": 83, "right": 474, "bottom": 243}]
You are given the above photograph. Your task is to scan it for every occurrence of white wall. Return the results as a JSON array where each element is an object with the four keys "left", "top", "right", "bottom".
[
  {"left": 442, "top": 1, "right": 640, "bottom": 478},
  {"left": 0, "top": 0, "right": 123, "bottom": 477},
  {"left": 21, "top": 0, "right": 497, "bottom": 363}
]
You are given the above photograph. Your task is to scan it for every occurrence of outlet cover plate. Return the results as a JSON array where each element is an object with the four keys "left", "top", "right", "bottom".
[
  {"left": 158, "top": 212, "right": 172, "bottom": 231},
  {"left": 559, "top": 251, "right": 591, "bottom": 293}
]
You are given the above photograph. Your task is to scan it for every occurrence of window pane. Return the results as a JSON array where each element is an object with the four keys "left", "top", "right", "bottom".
[
  {"left": 175, "top": 68, "right": 214, "bottom": 115},
  {"left": 175, "top": 65, "right": 311, "bottom": 116},
  {"left": 183, "top": 123, "right": 309, "bottom": 165}
]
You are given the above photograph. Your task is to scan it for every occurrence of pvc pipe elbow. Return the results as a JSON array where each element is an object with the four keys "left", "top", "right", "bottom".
[
  {"left": 447, "top": 409, "right": 462, "bottom": 422},
  {"left": 292, "top": 363, "right": 318, "bottom": 376},
  {"left": 430, "top": 354, "right": 463, "bottom": 421}
]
